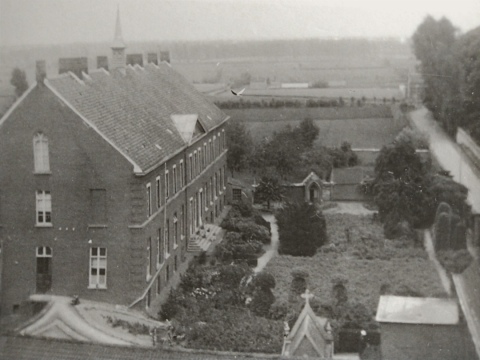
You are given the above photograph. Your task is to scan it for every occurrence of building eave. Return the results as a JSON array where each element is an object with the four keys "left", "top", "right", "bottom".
[{"left": 0, "top": 82, "right": 38, "bottom": 128}]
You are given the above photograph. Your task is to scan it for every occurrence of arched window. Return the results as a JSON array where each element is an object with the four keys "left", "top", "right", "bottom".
[{"left": 33, "top": 133, "right": 50, "bottom": 173}]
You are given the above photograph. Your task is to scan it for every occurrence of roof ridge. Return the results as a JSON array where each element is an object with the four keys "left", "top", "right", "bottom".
[{"left": 89, "top": 68, "right": 110, "bottom": 76}]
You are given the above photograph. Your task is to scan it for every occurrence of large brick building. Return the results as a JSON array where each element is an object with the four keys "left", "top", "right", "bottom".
[{"left": 0, "top": 13, "right": 228, "bottom": 317}]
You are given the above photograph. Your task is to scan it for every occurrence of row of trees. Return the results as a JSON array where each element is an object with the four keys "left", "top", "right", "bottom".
[
  {"left": 412, "top": 16, "right": 480, "bottom": 140},
  {"left": 370, "top": 133, "right": 469, "bottom": 239},
  {"left": 227, "top": 118, "right": 358, "bottom": 180}
]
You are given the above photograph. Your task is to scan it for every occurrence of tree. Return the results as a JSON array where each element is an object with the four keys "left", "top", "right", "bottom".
[
  {"left": 10, "top": 68, "right": 28, "bottom": 98},
  {"left": 250, "top": 271, "right": 276, "bottom": 317},
  {"left": 254, "top": 176, "right": 284, "bottom": 209},
  {"left": 277, "top": 202, "right": 327, "bottom": 256},
  {"left": 226, "top": 120, "right": 253, "bottom": 176},
  {"left": 294, "top": 117, "right": 319, "bottom": 148}
]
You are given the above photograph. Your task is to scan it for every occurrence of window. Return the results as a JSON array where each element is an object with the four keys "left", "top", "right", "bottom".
[
  {"left": 156, "top": 275, "right": 161, "bottom": 295},
  {"left": 233, "top": 189, "right": 242, "bottom": 202},
  {"left": 179, "top": 160, "right": 184, "bottom": 188},
  {"left": 222, "top": 129, "right": 226, "bottom": 149},
  {"left": 174, "top": 255, "right": 178, "bottom": 272},
  {"left": 209, "top": 140, "right": 213, "bottom": 163},
  {"left": 223, "top": 165, "right": 227, "bottom": 189},
  {"left": 199, "top": 148, "right": 203, "bottom": 171},
  {"left": 146, "top": 183, "right": 152, "bottom": 217},
  {"left": 203, "top": 143, "right": 207, "bottom": 166},
  {"left": 33, "top": 133, "right": 50, "bottom": 173},
  {"left": 189, "top": 154, "right": 193, "bottom": 181},
  {"left": 165, "top": 171, "right": 169, "bottom": 200},
  {"left": 90, "top": 189, "right": 106, "bottom": 224},
  {"left": 89, "top": 247, "right": 107, "bottom": 288},
  {"left": 165, "top": 220, "right": 170, "bottom": 256},
  {"left": 156, "top": 176, "right": 161, "bottom": 208},
  {"left": 189, "top": 198, "right": 194, "bottom": 235},
  {"left": 215, "top": 173, "right": 219, "bottom": 197},
  {"left": 36, "top": 246, "right": 52, "bottom": 293},
  {"left": 193, "top": 151, "right": 198, "bottom": 177},
  {"left": 213, "top": 136, "right": 217, "bottom": 158},
  {"left": 181, "top": 204, "right": 185, "bottom": 237},
  {"left": 173, "top": 212, "right": 178, "bottom": 247},
  {"left": 36, "top": 191, "right": 51, "bottom": 225},
  {"left": 157, "top": 228, "right": 163, "bottom": 264},
  {"left": 173, "top": 165, "right": 177, "bottom": 194},
  {"left": 218, "top": 132, "right": 221, "bottom": 153},
  {"left": 210, "top": 178, "right": 214, "bottom": 202},
  {"left": 147, "top": 237, "right": 153, "bottom": 280},
  {"left": 205, "top": 182, "right": 209, "bottom": 207}
]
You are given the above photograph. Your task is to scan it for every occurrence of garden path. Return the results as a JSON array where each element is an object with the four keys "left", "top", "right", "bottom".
[
  {"left": 254, "top": 213, "right": 279, "bottom": 273},
  {"left": 324, "top": 202, "right": 375, "bottom": 215}
]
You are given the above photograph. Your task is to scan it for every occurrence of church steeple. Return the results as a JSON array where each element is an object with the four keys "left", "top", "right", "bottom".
[{"left": 111, "top": 6, "right": 126, "bottom": 71}]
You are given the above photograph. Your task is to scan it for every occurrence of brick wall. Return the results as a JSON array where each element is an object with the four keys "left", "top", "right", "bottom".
[{"left": 0, "top": 86, "right": 137, "bottom": 316}]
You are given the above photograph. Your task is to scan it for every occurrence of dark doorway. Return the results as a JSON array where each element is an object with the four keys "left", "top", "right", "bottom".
[{"left": 36, "top": 247, "right": 52, "bottom": 293}]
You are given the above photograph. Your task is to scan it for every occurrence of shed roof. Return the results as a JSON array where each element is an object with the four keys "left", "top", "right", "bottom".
[
  {"left": 376, "top": 295, "right": 459, "bottom": 325},
  {"left": 331, "top": 167, "right": 366, "bottom": 185}
]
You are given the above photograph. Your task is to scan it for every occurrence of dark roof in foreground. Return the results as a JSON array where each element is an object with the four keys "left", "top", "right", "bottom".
[
  {"left": 0, "top": 335, "right": 332, "bottom": 360},
  {"left": 45, "top": 63, "right": 227, "bottom": 174}
]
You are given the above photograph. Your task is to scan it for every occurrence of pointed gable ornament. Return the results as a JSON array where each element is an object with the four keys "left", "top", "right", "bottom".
[{"left": 282, "top": 289, "right": 334, "bottom": 359}]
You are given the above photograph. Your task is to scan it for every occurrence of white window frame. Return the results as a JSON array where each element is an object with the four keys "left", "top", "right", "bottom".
[
  {"left": 146, "top": 183, "right": 152, "bottom": 217},
  {"left": 173, "top": 212, "right": 178, "bottom": 248},
  {"left": 179, "top": 160, "right": 184, "bottom": 188},
  {"left": 173, "top": 165, "right": 177, "bottom": 194},
  {"left": 36, "top": 190, "right": 52, "bottom": 226},
  {"left": 36, "top": 246, "right": 52, "bottom": 258},
  {"left": 146, "top": 237, "right": 152, "bottom": 281},
  {"left": 89, "top": 247, "right": 107, "bottom": 289},
  {"left": 33, "top": 133, "right": 50, "bottom": 173},
  {"left": 156, "top": 176, "right": 161, "bottom": 208},
  {"left": 203, "top": 142, "right": 207, "bottom": 167},
  {"left": 165, "top": 170, "right": 170, "bottom": 200}
]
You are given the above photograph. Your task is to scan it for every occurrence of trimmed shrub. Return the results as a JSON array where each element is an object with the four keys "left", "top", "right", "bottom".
[
  {"left": 289, "top": 269, "right": 309, "bottom": 302},
  {"left": 250, "top": 289, "right": 275, "bottom": 317},
  {"left": 437, "top": 249, "right": 473, "bottom": 274},
  {"left": 451, "top": 222, "right": 467, "bottom": 250},
  {"left": 434, "top": 212, "right": 451, "bottom": 250}
]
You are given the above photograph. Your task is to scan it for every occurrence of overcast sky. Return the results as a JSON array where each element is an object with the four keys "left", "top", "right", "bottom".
[{"left": 1, "top": 0, "right": 479, "bottom": 46}]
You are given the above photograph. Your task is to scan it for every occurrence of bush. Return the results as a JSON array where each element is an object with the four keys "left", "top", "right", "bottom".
[
  {"left": 250, "top": 289, "right": 275, "bottom": 317},
  {"left": 434, "top": 212, "right": 451, "bottom": 250},
  {"left": 277, "top": 203, "right": 327, "bottom": 256},
  {"left": 437, "top": 249, "right": 473, "bottom": 274}
]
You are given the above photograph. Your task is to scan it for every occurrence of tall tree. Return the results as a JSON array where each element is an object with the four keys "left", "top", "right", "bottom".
[
  {"left": 226, "top": 120, "right": 253, "bottom": 176},
  {"left": 277, "top": 202, "right": 327, "bottom": 256},
  {"left": 10, "top": 68, "right": 28, "bottom": 98},
  {"left": 254, "top": 176, "right": 284, "bottom": 209}
]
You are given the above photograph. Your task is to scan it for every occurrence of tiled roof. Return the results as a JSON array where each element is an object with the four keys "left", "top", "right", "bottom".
[
  {"left": 0, "top": 335, "right": 306, "bottom": 360},
  {"left": 45, "top": 63, "right": 227, "bottom": 174}
]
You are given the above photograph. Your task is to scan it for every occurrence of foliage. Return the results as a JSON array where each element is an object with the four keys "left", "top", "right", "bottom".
[
  {"left": 266, "top": 213, "right": 446, "bottom": 326},
  {"left": 105, "top": 316, "right": 153, "bottom": 336},
  {"left": 277, "top": 202, "right": 327, "bottom": 256},
  {"left": 226, "top": 120, "right": 253, "bottom": 176},
  {"left": 254, "top": 176, "right": 284, "bottom": 209},
  {"left": 395, "top": 127, "right": 429, "bottom": 149},
  {"left": 10, "top": 68, "right": 28, "bottom": 98},
  {"left": 437, "top": 249, "right": 473, "bottom": 274},
  {"left": 253, "top": 271, "right": 276, "bottom": 291}
]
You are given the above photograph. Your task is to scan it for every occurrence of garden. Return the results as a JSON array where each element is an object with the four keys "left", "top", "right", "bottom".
[
  {"left": 265, "top": 212, "right": 447, "bottom": 344},
  {"left": 158, "top": 203, "right": 285, "bottom": 353}
]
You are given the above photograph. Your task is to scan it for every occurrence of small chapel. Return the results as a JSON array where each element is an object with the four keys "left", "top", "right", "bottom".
[{"left": 282, "top": 290, "right": 334, "bottom": 359}]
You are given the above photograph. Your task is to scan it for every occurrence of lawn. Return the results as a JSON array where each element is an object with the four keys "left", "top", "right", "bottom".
[{"left": 265, "top": 214, "right": 447, "bottom": 318}]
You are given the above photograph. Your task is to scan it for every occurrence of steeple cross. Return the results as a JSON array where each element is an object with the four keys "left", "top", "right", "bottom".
[{"left": 301, "top": 289, "right": 314, "bottom": 303}]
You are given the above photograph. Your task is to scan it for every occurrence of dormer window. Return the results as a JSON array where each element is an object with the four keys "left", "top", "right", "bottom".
[{"left": 33, "top": 133, "right": 50, "bottom": 173}]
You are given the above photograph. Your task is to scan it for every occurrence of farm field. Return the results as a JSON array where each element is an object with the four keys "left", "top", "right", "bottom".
[
  {"left": 213, "top": 87, "right": 403, "bottom": 100},
  {"left": 265, "top": 214, "right": 447, "bottom": 318},
  {"left": 225, "top": 108, "right": 407, "bottom": 148}
]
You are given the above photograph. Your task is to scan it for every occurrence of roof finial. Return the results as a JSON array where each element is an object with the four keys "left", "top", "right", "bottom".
[
  {"left": 112, "top": 4, "right": 125, "bottom": 49},
  {"left": 301, "top": 289, "right": 314, "bottom": 304}
]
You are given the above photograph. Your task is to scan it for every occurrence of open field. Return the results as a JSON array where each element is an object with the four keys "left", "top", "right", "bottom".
[
  {"left": 213, "top": 87, "right": 403, "bottom": 100},
  {"left": 225, "top": 107, "right": 407, "bottom": 148},
  {"left": 265, "top": 214, "right": 447, "bottom": 318}
]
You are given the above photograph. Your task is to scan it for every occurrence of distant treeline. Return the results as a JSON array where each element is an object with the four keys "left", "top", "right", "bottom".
[
  {"left": 412, "top": 17, "right": 480, "bottom": 142},
  {"left": 215, "top": 97, "right": 398, "bottom": 110}
]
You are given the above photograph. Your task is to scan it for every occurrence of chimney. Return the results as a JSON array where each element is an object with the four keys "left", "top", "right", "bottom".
[
  {"left": 97, "top": 56, "right": 109, "bottom": 71},
  {"left": 36, "top": 60, "right": 46, "bottom": 85},
  {"left": 126, "top": 54, "right": 143, "bottom": 67},
  {"left": 58, "top": 57, "right": 88, "bottom": 79},
  {"left": 160, "top": 51, "right": 170, "bottom": 64},
  {"left": 147, "top": 53, "right": 158, "bottom": 65}
]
